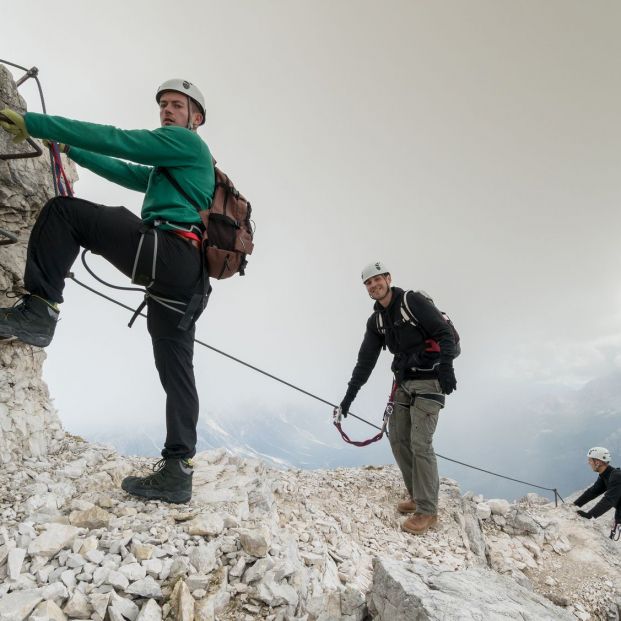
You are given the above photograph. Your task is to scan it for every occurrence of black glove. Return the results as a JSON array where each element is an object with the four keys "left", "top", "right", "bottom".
[
  {"left": 438, "top": 363, "right": 457, "bottom": 395},
  {"left": 576, "top": 510, "right": 591, "bottom": 519},
  {"left": 339, "top": 401, "right": 350, "bottom": 418}
]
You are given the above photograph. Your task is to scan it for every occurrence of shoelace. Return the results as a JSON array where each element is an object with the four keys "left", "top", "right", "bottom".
[
  {"left": 141, "top": 458, "right": 167, "bottom": 487},
  {"left": 140, "top": 458, "right": 193, "bottom": 487}
]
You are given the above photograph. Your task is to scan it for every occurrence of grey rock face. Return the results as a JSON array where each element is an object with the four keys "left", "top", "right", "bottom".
[
  {"left": 0, "top": 63, "right": 75, "bottom": 465},
  {"left": 367, "top": 557, "right": 574, "bottom": 620}
]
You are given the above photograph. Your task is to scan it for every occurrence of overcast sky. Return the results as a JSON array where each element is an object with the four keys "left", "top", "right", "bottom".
[{"left": 3, "top": 1, "right": 621, "bottom": 467}]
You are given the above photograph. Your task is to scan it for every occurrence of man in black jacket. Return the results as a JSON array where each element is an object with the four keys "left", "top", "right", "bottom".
[
  {"left": 574, "top": 447, "right": 621, "bottom": 527},
  {"left": 336, "top": 262, "right": 458, "bottom": 535}
]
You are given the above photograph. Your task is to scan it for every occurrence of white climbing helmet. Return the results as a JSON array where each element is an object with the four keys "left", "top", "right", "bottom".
[
  {"left": 156, "top": 79, "right": 206, "bottom": 126},
  {"left": 587, "top": 447, "right": 610, "bottom": 463},
  {"left": 361, "top": 261, "right": 390, "bottom": 283}
]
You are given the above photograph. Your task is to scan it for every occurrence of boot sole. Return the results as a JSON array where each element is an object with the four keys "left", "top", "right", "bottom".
[
  {"left": 0, "top": 328, "right": 52, "bottom": 347},
  {"left": 401, "top": 519, "right": 438, "bottom": 535}
]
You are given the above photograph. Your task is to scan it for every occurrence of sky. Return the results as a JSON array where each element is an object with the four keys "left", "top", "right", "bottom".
[{"left": 2, "top": 1, "right": 621, "bottom": 489}]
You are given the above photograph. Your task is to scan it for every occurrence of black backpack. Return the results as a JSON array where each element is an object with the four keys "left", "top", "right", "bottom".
[{"left": 376, "top": 290, "right": 461, "bottom": 357}]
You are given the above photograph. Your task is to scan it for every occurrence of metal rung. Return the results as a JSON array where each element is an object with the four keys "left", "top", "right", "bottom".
[{"left": 0, "top": 227, "right": 18, "bottom": 245}]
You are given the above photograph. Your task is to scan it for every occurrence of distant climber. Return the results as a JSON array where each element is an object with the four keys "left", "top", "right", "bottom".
[
  {"left": 334, "top": 262, "right": 458, "bottom": 535},
  {"left": 574, "top": 447, "right": 621, "bottom": 530},
  {"left": 0, "top": 79, "right": 214, "bottom": 504}
]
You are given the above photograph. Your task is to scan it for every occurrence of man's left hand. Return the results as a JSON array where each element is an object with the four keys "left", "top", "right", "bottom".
[
  {"left": 576, "top": 510, "right": 591, "bottom": 519},
  {"left": 438, "top": 363, "right": 457, "bottom": 395},
  {"left": 0, "top": 108, "right": 29, "bottom": 144}
]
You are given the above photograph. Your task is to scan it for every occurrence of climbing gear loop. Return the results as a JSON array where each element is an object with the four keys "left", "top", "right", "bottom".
[{"left": 611, "top": 522, "right": 621, "bottom": 541}]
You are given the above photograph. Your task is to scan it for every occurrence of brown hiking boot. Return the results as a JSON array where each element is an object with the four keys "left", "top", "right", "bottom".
[
  {"left": 397, "top": 498, "right": 417, "bottom": 514},
  {"left": 401, "top": 513, "right": 438, "bottom": 535}
]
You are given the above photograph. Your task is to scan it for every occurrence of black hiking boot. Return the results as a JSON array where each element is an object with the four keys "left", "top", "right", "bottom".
[
  {"left": 121, "top": 458, "right": 193, "bottom": 504},
  {"left": 0, "top": 295, "right": 59, "bottom": 347}
]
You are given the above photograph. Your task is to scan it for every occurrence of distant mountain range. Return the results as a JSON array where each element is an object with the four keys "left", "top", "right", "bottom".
[{"left": 78, "top": 372, "right": 621, "bottom": 502}]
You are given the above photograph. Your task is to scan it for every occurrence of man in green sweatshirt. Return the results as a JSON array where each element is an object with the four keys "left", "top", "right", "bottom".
[{"left": 0, "top": 79, "right": 215, "bottom": 504}]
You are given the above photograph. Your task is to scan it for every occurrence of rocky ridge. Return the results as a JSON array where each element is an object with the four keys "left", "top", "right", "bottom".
[
  {"left": 1, "top": 60, "right": 620, "bottom": 621},
  {"left": 0, "top": 437, "right": 619, "bottom": 621}
]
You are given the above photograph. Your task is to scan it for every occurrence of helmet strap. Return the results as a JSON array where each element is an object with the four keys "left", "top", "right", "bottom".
[{"left": 187, "top": 95, "right": 193, "bottom": 130}]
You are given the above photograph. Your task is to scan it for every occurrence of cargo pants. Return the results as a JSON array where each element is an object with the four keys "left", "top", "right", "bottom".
[{"left": 388, "top": 378, "right": 443, "bottom": 515}]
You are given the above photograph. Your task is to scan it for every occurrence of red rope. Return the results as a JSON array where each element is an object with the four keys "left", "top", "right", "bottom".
[{"left": 50, "top": 143, "right": 73, "bottom": 197}]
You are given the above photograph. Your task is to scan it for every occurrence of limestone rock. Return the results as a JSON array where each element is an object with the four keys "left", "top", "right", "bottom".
[
  {"left": 187, "top": 513, "right": 224, "bottom": 537},
  {"left": 488, "top": 498, "right": 511, "bottom": 516},
  {"left": 29, "top": 600, "right": 67, "bottom": 621},
  {"left": 7, "top": 546, "right": 26, "bottom": 579},
  {"left": 126, "top": 576, "right": 163, "bottom": 599},
  {"left": 170, "top": 580, "right": 194, "bottom": 621},
  {"left": 28, "top": 524, "right": 80, "bottom": 559},
  {"left": 239, "top": 528, "right": 270, "bottom": 557},
  {"left": 135, "top": 600, "right": 162, "bottom": 621},
  {"left": 69, "top": 506, "right": 112, "bottom": 529},
  {"left": 0, "top": 590, "right": 42, "bottom": 621},
  {"left": 62, "top": 590, "right": 91, "bottom": 620}
]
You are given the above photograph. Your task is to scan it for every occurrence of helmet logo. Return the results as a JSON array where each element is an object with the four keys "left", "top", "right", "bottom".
[
  {"left": 375, "top": 262, "right": 382, "bottom": 270},
  {"left": 183, "top": 81, "right": 191, "bottom": 89}
]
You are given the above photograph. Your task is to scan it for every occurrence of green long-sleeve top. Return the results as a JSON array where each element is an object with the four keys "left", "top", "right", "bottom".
[{"left": 24, "top": 112, "right": 215, "bottom": 226}]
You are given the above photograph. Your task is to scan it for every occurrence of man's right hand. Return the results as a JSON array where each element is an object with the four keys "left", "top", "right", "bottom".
[
  {"left": 332, "top": 406, "right": 347, "bottom": 423},
  {"left": 0, "top": 108, "right": 28, "bottom": 143}
]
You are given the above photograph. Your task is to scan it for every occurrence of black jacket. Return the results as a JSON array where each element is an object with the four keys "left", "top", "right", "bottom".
[
  {"left": 340, "top": 287, "right": 457, "bottom": 411},
  {"left": 574, "top": 465, "right": 621, "bottom": 521}
]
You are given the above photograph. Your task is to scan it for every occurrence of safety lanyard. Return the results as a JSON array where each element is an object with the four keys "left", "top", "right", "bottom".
[{"left": 333, "top": 382, "right": 397, "bottom": 447}]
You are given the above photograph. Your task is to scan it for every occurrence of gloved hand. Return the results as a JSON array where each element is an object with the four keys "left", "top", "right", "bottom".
[
  {"left": 0, "top": 108, "right": 28, "bottom": 144},
  {"left": 576, "top": 510, "right": 591, "bottom": 519},
  {"left": 438, "top": 363, "right": 457, "bottom": 395},
  {"left": 43, "top": 139, "right": 69, "bottom": 154}
]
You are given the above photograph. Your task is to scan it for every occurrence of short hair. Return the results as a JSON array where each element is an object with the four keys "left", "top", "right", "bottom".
[{"left": 189, "top": 99, "right": 204, "bottom": 122}]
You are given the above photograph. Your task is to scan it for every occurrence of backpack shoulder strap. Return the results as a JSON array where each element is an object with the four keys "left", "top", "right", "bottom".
[
  {"left": 375, "top": 310, "right": 384, "bottom": 333},
  {"left": 400, "top": 290, "right": 420, "bottom": 325},
  {"left": 158, "top": 167, "right": 201, "bottom": 213}
]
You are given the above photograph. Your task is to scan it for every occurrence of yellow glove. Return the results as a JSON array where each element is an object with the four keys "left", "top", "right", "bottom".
[
  {"left": 43, "top": 139, "right": 69, "bottom": 154},
  {"left": 0, "top": 108, "right": 28, "bottom": 144}
]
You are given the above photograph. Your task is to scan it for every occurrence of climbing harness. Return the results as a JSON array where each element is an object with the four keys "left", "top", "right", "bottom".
[
  {"left": 333, "top": 382, "right": 396, "bottom": 447},
  {"left": 611, "top": 522, "right": 621, "bottom": 541}
]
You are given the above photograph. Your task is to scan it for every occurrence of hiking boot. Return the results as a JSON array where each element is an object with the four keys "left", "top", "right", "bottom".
[
  {"left": 0, "top": 295, "right": 59, "bottom": 347},
  {"left": 121, "top": 458, "right": 193, "bottom": 504},
  {"left": 401, "top": 513, "right": 438, "bottom": 535},
  {"left": 397, "top": 498, "right": 417, "bottom": 514}
]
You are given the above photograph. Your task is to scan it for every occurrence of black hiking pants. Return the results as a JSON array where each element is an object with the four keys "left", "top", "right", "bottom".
[{"left": 24, "top": 196, "right": 207, "bottom": 460}]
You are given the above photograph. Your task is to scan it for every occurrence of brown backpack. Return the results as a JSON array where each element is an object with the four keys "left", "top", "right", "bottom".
[{"left": 159, "top": 163, "right": 254, "bottom": 279}]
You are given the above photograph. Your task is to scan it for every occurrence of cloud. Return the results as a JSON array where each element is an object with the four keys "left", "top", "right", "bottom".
[{"left": 499, "top": 333, "right": 621, "bottom": 387}]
